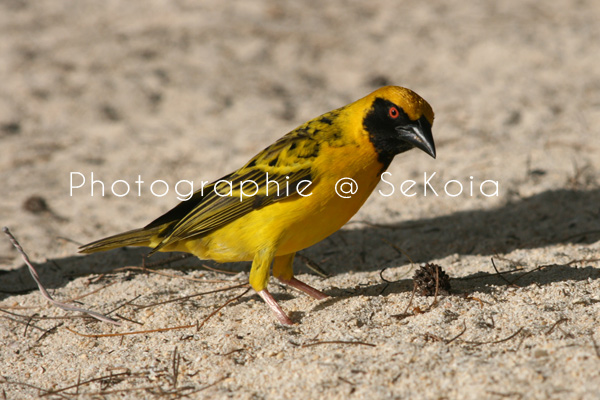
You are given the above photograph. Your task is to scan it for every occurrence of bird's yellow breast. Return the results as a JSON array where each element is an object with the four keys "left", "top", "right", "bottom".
[{"left": 178, "top": 135, "right": 383, "bottom": 262}]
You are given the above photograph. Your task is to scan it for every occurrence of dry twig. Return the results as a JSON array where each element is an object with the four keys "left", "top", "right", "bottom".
[
  {"left": 65, "top": 323, "right": 196, "bottom": 338},
  {"left": 301, "top": 340, "right": 376, "bottom": 348},
  {"left": 136, "top": 283, "right": 248, "bottom": 309},
  {"left": 113, "top": 265, "right": 231, "bottom": 283},
  {"left": 296, "top": 253, "right": 330, "bottom": 278},
  {"left": 545, "top": 318, "right": 569, "bottom": 335},
  {"left": 197, "top": 287, "right": 251, "bottom": 330},
  {"left": 590, "top": 332, "right": 600, "bottom": 359},
  {"left": 445, "top": 322, "right": 468, "bottom": 344},
  {"left": 464, "top": 327, "right": 525, "bottom": 346},
  {"left": 3, "top": 227, "right": 121, "bottom": 326}
]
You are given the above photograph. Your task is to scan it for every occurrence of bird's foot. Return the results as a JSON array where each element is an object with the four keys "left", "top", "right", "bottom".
[
  {"left": 257, "top": 289, "right": 294, "bottom": 325},
  {"left": 278, "top": 277, "right": 328, "bottom": 300}
]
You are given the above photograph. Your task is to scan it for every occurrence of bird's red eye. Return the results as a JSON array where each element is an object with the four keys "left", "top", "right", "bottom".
[{"left": 389, "top": 106, "right": 399, "bottom": 119}]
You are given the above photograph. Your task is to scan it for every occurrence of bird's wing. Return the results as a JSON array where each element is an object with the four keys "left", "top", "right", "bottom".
[{"left": 147, "top": 127, "right": 322, "bottom": 251}]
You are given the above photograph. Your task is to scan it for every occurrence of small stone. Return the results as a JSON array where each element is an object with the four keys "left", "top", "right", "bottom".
[
  {"left": 534, "top": 349, "right": 549, "bottom": 358},
  {"left": 22, "top": 195, "right": 50, "bottom": 214}
]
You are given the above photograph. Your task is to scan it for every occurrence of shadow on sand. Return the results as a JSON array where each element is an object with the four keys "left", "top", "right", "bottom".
[{"left": 1, "top": 188, "right": 599, "bottom": 302}]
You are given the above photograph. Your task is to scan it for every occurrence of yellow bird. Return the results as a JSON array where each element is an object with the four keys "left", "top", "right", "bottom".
[{"left": 80, "top": 86, "right": 436, "bottom": 325}]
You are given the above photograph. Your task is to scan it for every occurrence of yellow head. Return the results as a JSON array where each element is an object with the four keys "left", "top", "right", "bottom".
[{"left": 367, "top": 86, "right": 434, "bottom": 125}]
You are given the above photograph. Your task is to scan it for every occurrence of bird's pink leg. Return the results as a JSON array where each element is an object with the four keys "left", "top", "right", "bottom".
[
  {"left": 278, "top": 277, "right": 328, "bottom": 300},
  {"left": 257, "top": 289, "right": 294, "bottom": 325},
  {"left": 273, "top": 253, "right": 329, "bottom": 300}
]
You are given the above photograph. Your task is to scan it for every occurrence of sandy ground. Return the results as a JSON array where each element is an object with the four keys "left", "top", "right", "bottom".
[{"left": 1, "top": 0, "right": 600, "bottom": 398}]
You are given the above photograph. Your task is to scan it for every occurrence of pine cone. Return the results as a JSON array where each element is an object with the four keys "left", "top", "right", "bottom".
[{"left": 413, "top": 263, "right": 451, "bottom": 296}]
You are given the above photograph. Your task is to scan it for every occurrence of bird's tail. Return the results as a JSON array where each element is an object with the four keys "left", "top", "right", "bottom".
[{"left": 79, "top": 227, "right": 161, "bottom": 254}]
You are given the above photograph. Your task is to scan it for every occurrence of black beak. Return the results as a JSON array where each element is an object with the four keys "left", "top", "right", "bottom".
[{"left": 396, "top": 116, "right": 436, "bottom": 159}]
